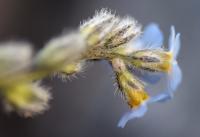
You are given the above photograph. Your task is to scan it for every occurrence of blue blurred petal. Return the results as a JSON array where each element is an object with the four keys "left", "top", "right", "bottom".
[
  {"left": 118, "top": 103, "right": 148, "bottom": 128},
  {"left": 169, "top": 26, "right": 176, "bottom": 52},
  {"left": 152, "top": 62, "right": 182, "bottom": 103},
  {"left": 168, "top": 62, "right": 182, "bottom": 92},
  {"left": 129, "top": 67, "right": 163, "bottom": 84},
  {"left": 140, "top": 23, "right": 164, "bottom": 49},
  {"left": 174, "top": 33, "right": 181, "bottom": 59},
  {"left": 132, "top": 23, "right": 163, "bottom": 50},
  {"left": 169, "top": 26, "right": 181, "bottom": 59},
  {"left": 149, "top": 92, "right": 172, "bottom": 103},
  {"left": 142, "top": 23, "right": 164, "bottom": 48}
]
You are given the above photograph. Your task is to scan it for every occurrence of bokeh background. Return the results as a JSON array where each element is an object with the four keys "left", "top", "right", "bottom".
[{"left": 0, "top": 0, "right": 199, "bottom": 137}]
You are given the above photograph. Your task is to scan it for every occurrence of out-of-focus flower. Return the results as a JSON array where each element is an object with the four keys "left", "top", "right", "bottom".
[
  {"left": 34, "top": 32, "right": 86, "bottom": 71},
  {"left": 2, "top": 82, "right": 51, "bottom": 117},
  {"left": 0, "top": 43, "right": 51, "bottom": 116},
  {"left": 0, "top": 42, "right": 32, "bottom": 83}
]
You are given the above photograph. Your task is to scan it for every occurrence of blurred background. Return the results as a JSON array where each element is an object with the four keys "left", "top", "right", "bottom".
[{"left": 0, "top": 0, "right": 199, "bottom": 137}]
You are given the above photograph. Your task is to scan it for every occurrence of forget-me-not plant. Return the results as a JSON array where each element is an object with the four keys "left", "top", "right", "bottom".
[{"left": 0, "top": 9, "right": 182, "bottom": 127}]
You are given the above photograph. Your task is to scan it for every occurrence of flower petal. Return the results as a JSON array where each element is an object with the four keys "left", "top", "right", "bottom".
[
  {"left": 133, "top": 23, "right": 163, "bottom": 50},
  {"left": 169, "top": 26, "right": 181, "bottom": 59},
  {"left": 128, "top": 66, "right": 163, "bottom": 84},
  {"left": 169, "top": 26, "right": 175, "bottom": 50},
  {"left": 168, "top": 62, "right": 182, "bottom": 93},
  {"left": 148, "top": 92, "right": 170, "bottom": 103},
  {"left": 118, "top": 103, "right": 148, "bottom": 128},
  {"left": 141, "top": 23, "right": 164, "bottom": 48}
]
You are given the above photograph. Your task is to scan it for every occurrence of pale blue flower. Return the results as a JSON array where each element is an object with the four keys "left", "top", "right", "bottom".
[{"left": 118, "top": 23, "right": 182, "bottom": 128}]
